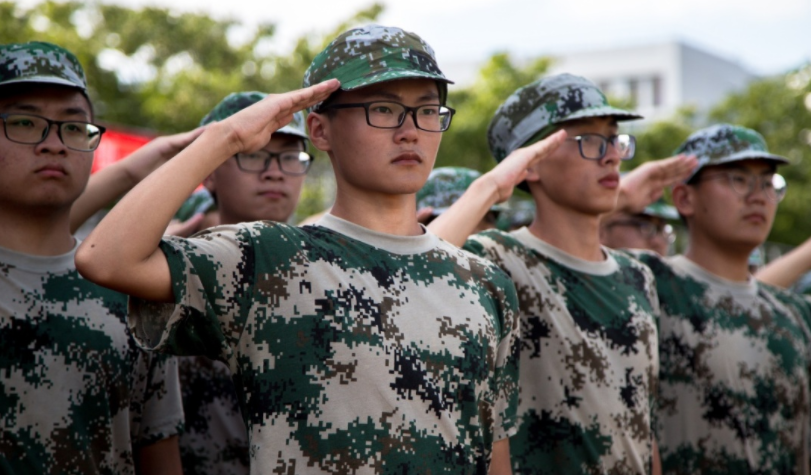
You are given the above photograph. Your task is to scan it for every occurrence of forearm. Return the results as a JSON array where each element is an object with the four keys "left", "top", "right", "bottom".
[
  {"left": 428, "top": 176, "right": 499, "bottom": 247},
  {"left": 70, "top": 159, "right": 137, "bottom": 233},
  {"left": 756, "top": 238, "right": 811, "bottom": 288},
  {"left": 75, "top": 124, "right": 236, "bottom": 300},
  {"left": 488, "top": 438, "right": 512, "bottom": 475},
  {"left": 135, "top": 436, "right": 182, "bottom": 475}
]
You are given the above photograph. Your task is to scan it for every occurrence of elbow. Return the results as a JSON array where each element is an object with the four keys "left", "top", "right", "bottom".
[{"left": 75, "top": 240, "right": 115, "bottom": 287}]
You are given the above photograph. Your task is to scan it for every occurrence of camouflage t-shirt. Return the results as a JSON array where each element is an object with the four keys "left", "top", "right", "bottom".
[
  {"left": 464, "top": 228, "right": 660, "bottom": 475},
  {"left": 0, "top": 242, "right": 184, "bottom": 475},
  {"left": 635, "top": 252, "right": 811, "bottom": 475},
  {"left": 178, "top": 355, "right": 249, "bottom": 475},
  {"left": 128, "top": 214, "right": 520, "bottom": 474}
]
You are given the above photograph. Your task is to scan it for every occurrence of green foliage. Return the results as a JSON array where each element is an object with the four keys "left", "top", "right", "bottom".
[
  {"left": 709, "top": 65, "right": 811, "bottom": 245},
  {"left": 437, "top": 53, "right": 551, "bottom": 172}
]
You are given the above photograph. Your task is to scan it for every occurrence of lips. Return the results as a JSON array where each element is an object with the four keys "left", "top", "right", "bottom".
[
  {"left": 35, "top": 164, "right": 67, "bottom": 177},
  {"left": 391, "top": 152, "right": 423, "bottom": 165},
  {"left": 258, "top": 189, "right": 287, "bottom": 199},
  {"left": 742, "top": 212, "right": 767, "bottom": 224},
  {"left": 599, "top": 172, "right": 620, "bottom": 189}
]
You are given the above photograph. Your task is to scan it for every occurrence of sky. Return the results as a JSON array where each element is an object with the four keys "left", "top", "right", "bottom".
[{"left": 23, "top": 0, "right": 811, "bottom": 81}]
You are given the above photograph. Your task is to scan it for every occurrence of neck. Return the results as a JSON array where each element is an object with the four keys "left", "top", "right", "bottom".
[
  {"left": 683, "top": 230, "right": 752, "bottom": 282},
  {"left": 0, "top": 206, "right": 75, "bottom": 256},
  {"left": 528, "top": 197, "right": 604, "bottom": 262},
  {"left": 330, "top": 188, "right": 422, "bottom": 237}
]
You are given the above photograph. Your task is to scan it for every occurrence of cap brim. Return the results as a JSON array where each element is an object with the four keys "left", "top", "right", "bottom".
[
  {"left": 687, "top": 151, "right": 790, "bottom": 180},
  {"left": 560, "top": 106, "right": 644, "bottom": 123},
  {"left": 642, "top": 204, "right": 679, "bottom": 220},
  {"left": 275, "top": 126, "right": 308, "bottom": 140},
  {"left": 0, "top": 75, "right": 86, "bottom": 91},
  {"left": 340, "top": 69, "right": 454, "bottom": 91}
]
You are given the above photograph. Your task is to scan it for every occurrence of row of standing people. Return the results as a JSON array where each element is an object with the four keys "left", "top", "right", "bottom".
[{"left": 2, "top": 22, "right": 809, "bottom": 475}]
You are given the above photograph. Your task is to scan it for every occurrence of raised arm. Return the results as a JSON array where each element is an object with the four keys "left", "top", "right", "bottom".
[
  {"left": 70, "top": 128, "right": 205, "bottom": 233},
  {"left": 75, "top": 80, "right": 340, "bottom": 302},
  {"left": 615, "top": 154, "right": 697, "bottom": 214},
  {"left": 756, "top": 237, "right": 811, "bottom": 288},
  {"left": 428, "top": 130, "right": 567, "bottom": 246}
]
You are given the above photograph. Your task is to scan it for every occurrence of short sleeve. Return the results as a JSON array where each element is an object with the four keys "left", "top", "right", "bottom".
[
  {"left": 128, "top": 224, "right": 258, "bottom": 363},
  {"left": 491, "top": 271, "right": 521, "bottom": 441},
  {"left": 130, "top": 352, "right": 185, "bottom": 446}
]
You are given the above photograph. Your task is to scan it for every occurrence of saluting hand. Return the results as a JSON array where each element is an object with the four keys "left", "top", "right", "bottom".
[
  {"left": 219, "top": 79, "right": 341, "bottom": 157},
  {"left": 618, "top": 154, "right": 698, "bottom": 213}
]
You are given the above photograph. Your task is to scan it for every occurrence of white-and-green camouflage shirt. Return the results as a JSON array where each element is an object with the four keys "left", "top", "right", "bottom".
[
  {"left": 129, "top": 214, "right": 521, "bottom": 474},
  {"left": 634, "top": 252, "right": 811, "bottom": 475},
  {"left": 465, "top": 228, "right": 660, "bottom": 475},
  {"left": 0, "top": 242, "right": 184, "bottom": 475}
]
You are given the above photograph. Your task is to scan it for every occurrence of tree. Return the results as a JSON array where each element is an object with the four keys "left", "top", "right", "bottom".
[{"left": 436, "top": 52, "right": 552, "bottom": 172}]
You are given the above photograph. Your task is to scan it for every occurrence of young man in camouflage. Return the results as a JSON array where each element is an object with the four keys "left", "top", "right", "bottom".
[
  {"left": 0, "top": 42, "right": 186, "bottom": 474},
  {"left": 427, "top": 74, "right": 697, "bottom": 474},
  {"left": 176, "top": 91, "right": 313, "bottom": 475},
  {"left": 76, "top": 25, "right": 526, "bottom": 474},
  {"left": 634, "top": 124, "right": 811, "bottom": 474}
]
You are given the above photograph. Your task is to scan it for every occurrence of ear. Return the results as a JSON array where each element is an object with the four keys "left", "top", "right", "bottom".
[
  {"left": 307, "top": 112, "right": 332, "bottom": 152},
  {"left": 672, "top": 183, "right": 694, "bottom": 219}
]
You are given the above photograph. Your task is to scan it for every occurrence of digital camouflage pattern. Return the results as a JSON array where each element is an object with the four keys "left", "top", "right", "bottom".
[
  {"left": 677, "top": 124, "right": 789, "bottom": 181},
  {"left": 487, "top": 73, "right": 642, "bottom": 162},
  {"left": 0, "top": 41, "right": 87, "bottom": 91},
  {"left": 303, "top": 24, "right": 453, "bottom": 110},
  {"left": 464, "top": 228, "right": 659, "bottom": 475},
  {"left": 128, "top": 214, "right": 520, "bottom": 474},
  {"left": 417, "top": 166, "right": 497, "bottom": 216},
  {"left": 633, "top": 252, "right": 811, "bottom": 475},
  {"left": 199, "top": 91, "right": 308, "bottom": 140},
  {"left": 0, "top": 242, "right": 184, "bottom": 474},
  {"left": 178, "top": 356, "right": 249, "bottom": 475}
]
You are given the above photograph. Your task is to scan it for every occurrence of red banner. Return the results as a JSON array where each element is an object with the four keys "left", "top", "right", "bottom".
[{"left": 91, "top": 127, "right": 153, "bottom": 174}]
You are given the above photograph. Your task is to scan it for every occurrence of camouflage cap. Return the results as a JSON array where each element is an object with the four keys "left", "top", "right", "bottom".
[
  {"left": 677, "top": 124, "right": 788, "bottom": 181},
  {"left": 0, "top": 41, "right": 87, "bottom": 92},
  {"left": 303, "top": 24, "right": 453, "bottom": 110},
  {"left": 488, "top": 73, "right": 642, "bottom": 162},
  {"left": 416, "top": 167, "right": 502, "bottom": 216},
  {"left": 200, "top": 91, "right": 308, "bottom": 140},
  {"left": 642, "top": 199, "right": 679, "bottom": 221}
]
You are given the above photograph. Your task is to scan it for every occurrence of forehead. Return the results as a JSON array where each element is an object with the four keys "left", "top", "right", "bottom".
[
  {"left": 340, "top": 78, "right": 440, "bottom": 102},
  {"left": 0, "top": 84, "right": 91, "bottom": 119},
  {"left": 264, "top": 133, "right": 306, "bottom": 151}
]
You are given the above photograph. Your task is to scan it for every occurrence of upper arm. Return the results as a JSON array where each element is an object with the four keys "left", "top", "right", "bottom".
[{"left": 75, "top": 241, "right": 175, "bottom": 303}]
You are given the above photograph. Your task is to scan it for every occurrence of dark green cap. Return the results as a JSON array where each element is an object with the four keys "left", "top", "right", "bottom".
[
  {"left": 0, "top": 41, "right": 87, "bottom": 92},
  {"left": 200, "top": 91, "right": 307, "bottom": 140}
]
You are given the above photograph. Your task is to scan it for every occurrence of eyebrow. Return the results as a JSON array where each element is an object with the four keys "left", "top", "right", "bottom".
[
  {"left": 5, "top": 103, "right": 90, "bottom": 119},
  {"left": 367, "top": 90, "right": 441, "bottom": 102}
]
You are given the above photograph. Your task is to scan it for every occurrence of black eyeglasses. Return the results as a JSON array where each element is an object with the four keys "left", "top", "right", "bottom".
[
  {"left": 0, "top": 113, "right": 106, "bottom": 152},
  {"left": 319, "top": 101, "right": 455, "bottom": 132},
  {"left": 234, "top": 150, "right": 313, "bottom": 175},
  {"left": 567, "top": 133, "right": 635, "bottom": 160},
  {"left": 606, "top": 219, "right": 675, "bottom": 243},
  {"left": 694, "top": 171, "right": 787, "bottom": 202}
]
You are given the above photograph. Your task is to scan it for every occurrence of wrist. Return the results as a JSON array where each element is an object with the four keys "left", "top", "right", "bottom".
[{"left": 474, "top": 172, "right": 505, "bottom": 207}]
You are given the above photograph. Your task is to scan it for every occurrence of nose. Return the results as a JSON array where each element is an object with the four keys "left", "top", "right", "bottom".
[
  {"left": 34, "top": 124, "right": 68, "bottom": 156},
  {"left": 599, "top": 140, "right": 621, "bottom": 166},
  {"left": 260, "top": 156, "right": 285, "bottom": 180},
  {"left": 393, "top": 111, "right": 419, "bottom": 143}
]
